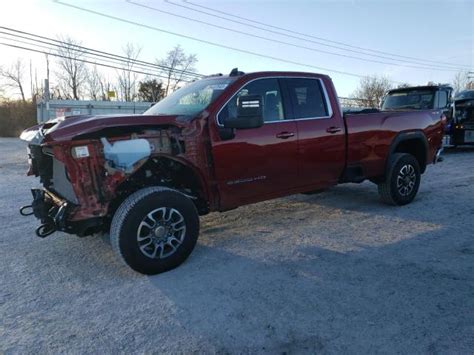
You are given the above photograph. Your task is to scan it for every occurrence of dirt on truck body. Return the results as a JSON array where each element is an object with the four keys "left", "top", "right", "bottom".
[{"left": 20, "top": 69, "right": 445, "bottom": 274}]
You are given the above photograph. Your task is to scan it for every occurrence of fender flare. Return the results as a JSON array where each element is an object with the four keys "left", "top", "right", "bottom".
[{"left": 387, "top": 130, "right": 429, "bottom": 173}]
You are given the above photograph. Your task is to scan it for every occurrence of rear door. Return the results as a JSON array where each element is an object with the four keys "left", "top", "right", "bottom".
[
  {"left": 281, "top": 77, "right": 346, "bottom": 188},
  {"left": 211, "top": 78, "right": 298, "bottom": 209}
]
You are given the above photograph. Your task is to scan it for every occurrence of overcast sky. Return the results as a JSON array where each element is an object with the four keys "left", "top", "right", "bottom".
[{"left": 0, "top": 0, "right": 473, "bottom": 97}]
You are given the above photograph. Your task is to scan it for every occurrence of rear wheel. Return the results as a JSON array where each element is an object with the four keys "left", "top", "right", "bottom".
[
  {"left": 110, "top": 187, "right": 200, "bottom": 275},
  {"left": 378, "top": 153, "right": 421, "bottom": 206}
]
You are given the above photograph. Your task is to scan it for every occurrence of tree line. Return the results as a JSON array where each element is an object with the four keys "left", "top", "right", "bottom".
[{"left": 0, "top": 36, "right": 198, "bottom": 103}]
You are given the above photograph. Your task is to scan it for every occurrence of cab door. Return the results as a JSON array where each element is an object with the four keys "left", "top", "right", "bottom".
[
  {"left": 210, "top": 78, "right": 298, "bottom": 209},
  {"left": 281, "top": 77, "right": 346, "bottom": 188}
]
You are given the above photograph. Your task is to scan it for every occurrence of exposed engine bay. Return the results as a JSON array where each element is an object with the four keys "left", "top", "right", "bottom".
[{"left": 20, "top": 116, "right": 209, "bottom": 238}]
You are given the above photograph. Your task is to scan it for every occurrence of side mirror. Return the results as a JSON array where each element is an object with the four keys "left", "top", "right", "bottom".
[{"left": 222, "top": 95, "right": 264, "bottom": 129}]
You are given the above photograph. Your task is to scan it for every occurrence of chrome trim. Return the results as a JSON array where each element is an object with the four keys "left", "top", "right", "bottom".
[
  {"left": 216, "top": 76, "right": 334, "bottom": 127},
  {"left": 434, "top": 147, "right": 444, "bottom": 164}
]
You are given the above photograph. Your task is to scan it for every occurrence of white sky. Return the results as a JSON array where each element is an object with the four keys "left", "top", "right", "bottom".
[{"left": 0, "top": 0, "right": 473, "bottom": 98}]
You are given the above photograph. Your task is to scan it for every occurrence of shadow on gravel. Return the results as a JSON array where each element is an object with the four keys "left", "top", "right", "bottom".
[
  {"left": 443, "top": 146, "right": 474, "bottom": 154},
  {"left": 298, "top": 180, "right": 474, "bottom": 228},
  {"left": 145, "top": 227, "right": 473, "bottom": 353}
]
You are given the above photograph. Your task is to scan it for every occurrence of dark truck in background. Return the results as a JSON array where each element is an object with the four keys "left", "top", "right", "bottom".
[
  {"left": 445, "top": 90, "right": 474, "bottom": 146},
  {"left": 380, "top": 85, "right": 459, "bottom": 148},
  {"left": 381, "top": 85, "right": 453, "bottom": 113},
  {"left": 20, "top": 70, "right": 445, "bottom": 274}
]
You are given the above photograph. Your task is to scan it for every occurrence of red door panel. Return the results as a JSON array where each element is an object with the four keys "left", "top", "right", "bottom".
[
  {"left": 296, "top": 119, "right": 346, "bottom": 188},
  {"left": 282, "top": 77, "right": 346, "bottom": 188},
  {"left": 211, "top": 121, "right": 298, "bottom": 209}
]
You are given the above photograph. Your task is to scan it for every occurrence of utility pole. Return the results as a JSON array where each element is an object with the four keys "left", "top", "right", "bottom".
[
  {"left": 29, "top": 59, "right": 33, "bottom": 101},
  {"left": 43, "top": 54, "right": 50, "bottom": 123}
]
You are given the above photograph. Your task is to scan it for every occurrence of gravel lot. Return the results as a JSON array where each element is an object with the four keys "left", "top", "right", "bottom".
[{"left": 0, "top": 137, "right": 473, "bottom": 353}]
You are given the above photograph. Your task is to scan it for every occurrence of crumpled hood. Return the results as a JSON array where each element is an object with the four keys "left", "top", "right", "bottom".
[{"left": 20, "top": 113, "right": 190, "bottom": 144}]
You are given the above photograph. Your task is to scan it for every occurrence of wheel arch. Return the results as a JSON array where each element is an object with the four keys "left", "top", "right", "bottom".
[
  {"left": 388, "top": 131, "right": 429, "bottom": 174},
  {"left": 111, "top": 155, "right": 211, "bottom": 216}
]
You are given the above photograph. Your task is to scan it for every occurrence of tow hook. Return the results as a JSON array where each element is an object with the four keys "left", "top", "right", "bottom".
[
  {"left": 19, "top": 205, "right": 34, "bottom": 216},
  {"left": 21, "top": 188, "right": 62, "bottom": 238},
  {"left": 36, "top": 223, "right": 57, "bottom": 238}
]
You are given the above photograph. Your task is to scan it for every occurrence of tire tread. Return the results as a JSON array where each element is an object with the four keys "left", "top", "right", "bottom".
[
  {"left": 377, "top": 153, "right": 420, "bottom": 206},
  {"left": 110, "top": 186, "right": 176, "bottom": 269}
]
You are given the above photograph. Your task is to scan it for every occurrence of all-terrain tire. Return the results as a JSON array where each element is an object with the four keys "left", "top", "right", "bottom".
[
  {"left": 378, "top": 153, "right": 421, "bottom": 206},
  {"left": 110, "top": 186, "right": 200, "bottom": 275}
]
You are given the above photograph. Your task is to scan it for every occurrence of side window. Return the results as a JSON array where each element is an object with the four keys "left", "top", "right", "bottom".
[
  {"left": 218, "top": 78, "right": 284, "bottom": 124},
  {"left": 285, "top": 78, "right": 329, "bottom": 118},
  {"left": 438, "top": 90, "right": 448, "bottom": 109}
]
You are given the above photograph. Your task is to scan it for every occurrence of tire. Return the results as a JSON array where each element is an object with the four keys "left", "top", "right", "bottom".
[
  {"left": 110, "top": 186, "right": 200, "bottom": 275},
  {"left": 377, "top": 153, "right": 421, "bottom": 206}
]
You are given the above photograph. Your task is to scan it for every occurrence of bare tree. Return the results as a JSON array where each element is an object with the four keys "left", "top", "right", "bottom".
[
  {"left": 30, "top": 67, "right": 43, "bottom": 103},
  {"left": 99, "top": 76, "right": 115, "bottom": 101},
  {"left": 158, "top": 45, "right": 197, "bottom": 96},
  {"left": 55, "top": 35, "right": 87, "bottom": 100},
  {"left": 0, "top": 59, "right": 27, "bottom": 102},
  {"left": 353, "top": 75, "right": 393, "bottom": 108},
  {"left": 49, "top": 85, "right": 64, "bottom": 100},
  {"left": 452, "top": 71, "right": 473, "bottom": 94},
  {"left": 117, "top": 43, "right": 141, "bottom": 102},
  {"left": 85, "top": 66, "right": 103, "bottom": 100},
  {"left": 0, "top": 86, "right": 6, "bottom": 102}
]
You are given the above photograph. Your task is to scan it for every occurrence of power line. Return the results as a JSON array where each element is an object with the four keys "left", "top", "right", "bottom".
[
  {"left": 165, "top": 0, "right": 465, "bottom": 71},
  {"left": 0, "top": 41, "right": 192, "bottom": 82},
  {"left": 182, "top": 0, "right": 472, "bottom": 70},
  {"left": 0, "top": 26, "right": 203, "bottom": 79},
  {"left": 128, "top": 0, "right": 460, "bottom": 72},
  {"left": 0, "top": 30, "right": 198, "bottom": 81},
  {"left": 54, "top": 0, "right": 398, "bottom": 82}
]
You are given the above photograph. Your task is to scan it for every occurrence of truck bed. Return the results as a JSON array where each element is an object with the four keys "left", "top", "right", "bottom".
[{"left": 344, "top": 110, "right": 444, "bottom": 178}]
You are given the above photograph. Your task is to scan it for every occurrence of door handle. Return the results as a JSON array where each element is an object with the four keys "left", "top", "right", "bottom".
[
  {"left": 276, "top": 132, "right": 295, "bottom": 139},
  {"left": 326, "top": 126, "right": 342, "bottom": 134}
]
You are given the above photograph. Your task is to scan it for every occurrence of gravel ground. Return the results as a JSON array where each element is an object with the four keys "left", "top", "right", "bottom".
[{"left": 0, "top": 137, "right": 473, "bottom": 354}]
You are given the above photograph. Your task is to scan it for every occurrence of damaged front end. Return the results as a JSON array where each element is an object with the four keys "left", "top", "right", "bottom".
[
  {"left": 19, "top": 113, "right": 207, "bottom": 238},
  {"left": 20, "top": 188, "right": 100, "bottom": 238}
]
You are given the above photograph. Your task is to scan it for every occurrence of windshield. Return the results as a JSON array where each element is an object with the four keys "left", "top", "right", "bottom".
[
  {"left": 382, "top": 90, "right": 435, "bottom": 110},
  {"left": 455, "top": 90, "right": 474, "bottom": 101},
  {"left": 144, "top": 77, "right": 236, "bottom": 116},
  {"left": 454, "top": 101, "right": 474, "bottom": 123}
]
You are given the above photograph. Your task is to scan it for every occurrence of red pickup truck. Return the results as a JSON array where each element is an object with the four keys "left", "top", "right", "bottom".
[{"left": 20, "top": 70, "right": 445, "bottom": 274}]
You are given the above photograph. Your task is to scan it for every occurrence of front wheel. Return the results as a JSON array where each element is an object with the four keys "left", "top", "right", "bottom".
[
  {"left": 377, "top": 153, "right": 421, "bottom": 206},
  {"left": 110, "top": 187, "right": 200, "bottom": 275}
]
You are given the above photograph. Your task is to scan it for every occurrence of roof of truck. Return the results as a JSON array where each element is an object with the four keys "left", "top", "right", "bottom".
[
  {"left": 387, "top": 85, "right": 453, "bottom": 93},
  {"left": 203, "top": 69, "right": 331, "bottom": 80},
  {"left": 455, "top": 90, "right": 474, "bottom": 101}
]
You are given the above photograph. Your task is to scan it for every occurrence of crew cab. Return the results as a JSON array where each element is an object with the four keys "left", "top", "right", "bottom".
[{"left": 20, "top": 70, "right": 445, "bottom": 274}]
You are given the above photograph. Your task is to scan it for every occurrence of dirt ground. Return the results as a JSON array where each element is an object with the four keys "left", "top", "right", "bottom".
[{"left": 0, "top": 137, "right": 473, "bottom": 353}]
